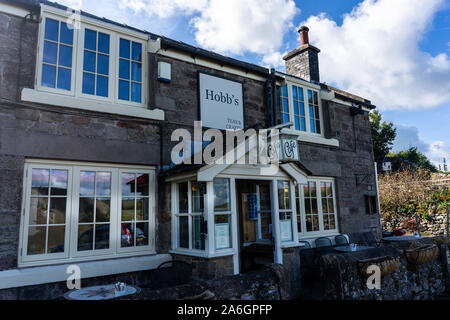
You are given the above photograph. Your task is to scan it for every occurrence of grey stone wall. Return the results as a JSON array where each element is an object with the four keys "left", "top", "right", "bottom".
[
  {"left": 284, "top": 46, "right": 320, "bottom": 83},
  {"left": 320, "top": 238, "right": 447, "bottom": 300},
  {"left": 171, "top": 253, "right": 234, "bottom": 280},
  {"left": 382, "top": 210, "right": 450, "bottom": 236}
]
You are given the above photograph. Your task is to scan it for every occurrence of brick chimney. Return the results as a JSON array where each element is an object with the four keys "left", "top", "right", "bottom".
[{"left": 283, "top": 26, "right": 320, "bottom": 83}]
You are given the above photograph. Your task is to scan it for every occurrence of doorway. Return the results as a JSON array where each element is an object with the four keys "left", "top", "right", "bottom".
[{"left": 236, "top": 180, "right": 274, "bottom": 272}]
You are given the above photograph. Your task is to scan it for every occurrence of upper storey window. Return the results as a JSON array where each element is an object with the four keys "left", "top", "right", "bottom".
[
  {"left": 279, "top": 84, "right": 322, "bottom": 135},
  {"left": 36, "top": 13, "right": 147, "bottom": 108}
]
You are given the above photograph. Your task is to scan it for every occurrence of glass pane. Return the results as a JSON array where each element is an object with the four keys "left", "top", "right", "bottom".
[
  {"left": 316, "top": 120, "right": 321, "bottom": 134},
  {"left": 305, "top": 199, "right": 311, "bottom": 214},
  {"left": 299, "top": 102, "right": 305, "bottom": 116},
  {"left": 121, "top": 223, "right": 134, "bottom": 247},
  {"left": 121, "top": 198, "right": 135, "bottom": 221},
  {"left": 310, "top": 119, "right": 316, "bottom": 133},
  {"left": 136, "top": 174, "right": 149, "bottom": 196},
  {"left": 293, "top": 101, "right": 299, "bottom": 115},
  {"left": 58, "top": 44, "right": 72, "bottom": 67},
  {"left": 98, "top": 32, "right": 109, "bottom": 54},
  {"left": 308, "top": 90, "right": 313, "bottom": 104},
  {"left": 57, "top": 68, "right": 71, "bottom": 91},
  {"left": 119, "top": 39, "right": 130, "bottom": 59},
  {"left": 45, "top": 18, "right": 59, "bottom": 41},
  {"left": 29, "top": 197, "right": 48, "bottom": 225},
  {"left": 96, "top": 198, "right": 110, "bottom": 222},
  {"left": 313, "top": 215, "right": 319, "bottom": 231},
  {"left": 47, "top": 226, "right": 65, "bottom": 253},
  {"left": 77, "top": 224, "right": 93, "bottom": 251},
  {"left": 84, "top": 29, "right": 96, "bottom": 51},
  {"left": 27, "top": 226, "right": 46, "bottom": 255},
  {"left": 121, "top": 173, "right": 135, "bottom": 196},
  {"left": 131, "top": 62, "right": 141, "bottom": 82},
  {"left": 313, "top": 91, "right": 318, "bottom": 105},
  {"left": 97, "top": 53, "right": 109, "bottom": 75},
  {"left": 59, "top": 22, "right": 73, "bottom": 45},
  {"left": 301, "top": 118, "right": 306, "bottom": 131},
  {"left": 31, "top": 169, "right": 49, "bottom": 196},
  {"left": 49, "top": 197, "right": 66, "bottom": 224},
  {"left": 192, "top": 215, "right": 205, "bottom": 250},
  {"left": 118, "top": 80, "right": 129, "bottom": 100},
  {"left": 323, "top": 215, "right": 329, "bottom": 230},
  {"left": 282, "top": 99, "right": 288, "bottom": 113},
  {"left": 294, "top": 117, "right": 300, "bottom": 131},
  {"left": 310, "top": 182, "right": 316, "bottom": 197},
  {"left": 96, "top": 172, "right": 111, "bottom": 196},
  {"left": 311, "top": 199, "right": 318, "bottom": 214},
  {"left": 178, "top": 216, "right": 189, "bottom": 248},
  {"left": 297, "top": 214, "right": 302, "bottom": 233},
  {"left": 50, "top": 170, "right": 67, "bottom": 195},
  {"left": 281, "top": 85, "right": 287, "bottom": 97},
  {"left": 95, "top": 224, "right": 109, "bottom": 249},
  {"left": 83, "top": 51, "right": 96, "bottom": 72},
  {"left": 329, "top": 215, "right": 336, "bottom": 229},
  {"left": 82, "top": 72, "right": 95, "bottom": 95},
  {"left": 119, "top": 59, "right": 130, "bottom": 79},
  {"left": 80, "top": 171, "right": 95, "bottom": 196},
  {"left": 43, "top": 41, "right": 57, "bottom": 64},
  {"left": 315, "top": 105, "right": 320, "bottom": 118},
  {"left": 136, "top": 222, "right": 149, "bottom": 246},
  {"left": 178, "top": 182, "right": 188, "bottom": 213},
  {"left": 328, "top": 199, "right": 334, "bottom": 213},
  {"left": 322, "top": 198, "right": 328, "bottom": 213},
  {"left": 131, "top": 82, "right": 141, "bottom": 103},
  {"left": 260, "top": 212, "right": 271, "bottom": 240},
  {"left": 326, "top": 183, "right": 332, "bottom": 196},
  {"left": 214, "top": 178, "right": 230, "bottom": 212},
  {"left": 191, "top": 182, "right": 206, "bottom": 213},
  {"left": 79, "top": 197, "right": 94, "bottom": 223},
  {"left": 131, "top": 42, "right": 142, "bottom": 61},
  {"left": 96, "top": 75, "right": 108, "bottom": 97},
  {"left": 42, "top": 64, "right": 56, "bottom": 88},
  {"left": 321, "top": 183, "right": 326, "bottom": 197},
  {"left": 298, "top": 87, "right": 304, "bottom": 101},
  {"left": 306, "top": 216, "right": 312, "bottom": 232},
  {"left": 277, "top": 181, "right": 291, "bottom": 210},
  {"left": 136, "top": 198, "right": 149, "bottom": 220},
  {"left": 292, "top": 86, "right": 297, "bottom": 100},
  {"left": 259, "top": 184, "right": 271, "bottom": 211}
]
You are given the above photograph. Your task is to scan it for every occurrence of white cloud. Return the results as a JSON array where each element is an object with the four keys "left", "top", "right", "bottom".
[
  {"left": 118, "top": 0, "right": 298, "bottom": 60},
  {"left": 261, "top": 51, "right": 286, "bottom": 69},
  {"left": 427, "top": 141, "right": 450, "bottom": 168},
  {"left": 302, "top": 0, "right": 450, "bottom": 110}
]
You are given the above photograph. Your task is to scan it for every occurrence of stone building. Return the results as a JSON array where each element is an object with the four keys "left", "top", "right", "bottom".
[{"left": 0, "top": 0, "right": 381, "bottom": 298}]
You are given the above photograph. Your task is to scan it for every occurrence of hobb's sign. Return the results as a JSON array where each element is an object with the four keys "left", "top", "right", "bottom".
[{"left": 198, "top": 72, "right": 244, "bottom": 130}]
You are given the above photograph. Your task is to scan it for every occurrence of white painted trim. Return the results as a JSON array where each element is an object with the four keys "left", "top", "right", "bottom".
[
  {"left": 169, "top": 249, "right": 235, "bottom": 258},
  {"left": 276, "top": 73, "right": 321, "bottom": 90},
  {"left": 281, "top": 128, "right": 339, "bottom": 147},
  {"left": 270, "top": 179, "right": 282, "bottom": 264},
  {"left": 21, "top": 88, "right": 164, "bottom": 120},
  {"left": 281, "top": 242, "right": 302, "bottom": 248},
  {"left": 280, "top": 163, "right": 308, "bottom": 184},
  {"left": 0, "top": 254, "right": 171, "bottom": 290},
  {"left": 0, "top": 2, "right": 31, "bottom": 18},
  {"left": 154, "top": 48, "right": 267, "bottom": 83}
]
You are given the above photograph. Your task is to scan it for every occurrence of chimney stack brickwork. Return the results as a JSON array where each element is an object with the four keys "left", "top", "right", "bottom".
[{"left": 283, "top": 26, "right": 320, "bottom": 83}]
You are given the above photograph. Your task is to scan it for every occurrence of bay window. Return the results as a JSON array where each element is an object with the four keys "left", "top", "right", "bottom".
[
  {"left": 277, "top": 180, "right": 294, "bottom": 242},
  {"left": 296, "top": 179, "right": 338, "bottom": 237},
  {"left": 20, "top": 160, "right": 155, "bottom": 266},
  {"left": 213, "top": 178, "right": 232, "bottom": 250},
  {"left": 37, "top": 12, "right": 147, "bottom": 107},
  {"left": 279, "top": 84, "right": 322, "bottom": 135}
]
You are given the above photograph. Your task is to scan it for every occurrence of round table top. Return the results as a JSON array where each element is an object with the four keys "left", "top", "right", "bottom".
[
  {"left": 334, "top": 245, "right": 374, "bottom": 252},
  {"left": 64, "top": 284, "right": 139, "bottom": 300},
  {"left": 382, "top": 235, "right": 422, "bottom": 242}
]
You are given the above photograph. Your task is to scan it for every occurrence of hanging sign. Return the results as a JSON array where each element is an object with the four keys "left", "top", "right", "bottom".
[{"left": 198, "top": 72, "right": 244, "bottom": 130}]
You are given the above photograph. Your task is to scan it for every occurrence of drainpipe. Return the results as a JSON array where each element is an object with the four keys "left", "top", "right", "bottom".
[
  {"left": 265, "top": 70, "right": 274, "bottom": 127},
  {"left": 271, "top": 69, "right": 278, "bottom": 126}
]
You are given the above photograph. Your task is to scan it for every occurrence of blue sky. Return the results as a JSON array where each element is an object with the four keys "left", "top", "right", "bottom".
[{"left": 60, "top": 0, "right": 450, "bottom": 167}]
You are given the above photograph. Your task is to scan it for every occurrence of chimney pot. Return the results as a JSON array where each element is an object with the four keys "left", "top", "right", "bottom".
[{"left": 298, "top": 25, "right": 309, "bottom": 45}]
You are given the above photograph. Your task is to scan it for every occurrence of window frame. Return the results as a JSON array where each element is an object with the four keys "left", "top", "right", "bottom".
[
  {"left": 19, "top": 160, "right": 156, "bottom": 267},
  {"left": 280, "top": 82, "right": 324, "bottom": 137},
  {"left": 297, "top": 178, "right": 338, "bottom": 238},
  {"left": 35, "top": 9, "right": 148, "bottom": 109}
]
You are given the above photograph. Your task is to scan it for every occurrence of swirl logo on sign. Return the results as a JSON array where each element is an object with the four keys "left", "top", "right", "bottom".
[{"left": 283, "top": 140, "right": 297, "bottom": 159}]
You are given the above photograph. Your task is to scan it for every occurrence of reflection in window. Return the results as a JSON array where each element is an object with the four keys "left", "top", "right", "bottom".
[
  {"left": 320, "top": 182, "right": 336, "bottom": 230},
  {"left": 28, "top": 169, "right": 68, "bottom": 255},
  {"left": 78, "top": 171, "right": 111, "bottom": 251},
  {"left": 278, "top": 181, "right": 293, "bottom": 242},
  {"left": 280, "top": 85, "right": 289, "bottom": 124},
  {"left": 304, "top": 181, "right": 319, "bottom": 232},
  {"left": 82, "top": 29, "right": 110, "bottom": 97},
  {"left": 41, "top": 18, "right": 73, "bottom": 90},
  {"left": 118, "top": 39, "right": 142, "bottom": 103},
  {"left": 292, "top": 85, "right": 306, "bottom": 131},
  {"left": 308, "top": 90, "right": 321, "bottom": 134},
  {"left": 213, "top": 178, "right": 230, "bottom": 212},
  {"left": 120, "top": 173, "right": 150, "bottom": 248}
]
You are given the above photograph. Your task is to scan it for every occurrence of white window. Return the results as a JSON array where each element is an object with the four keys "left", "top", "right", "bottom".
[
  {"left": 213, "top": 178, "right": 232, "bottom": 250},
  {"left": 36, "top": 11, "right": 147, "bottom": 108},
  {"left": 296, "top": 179, "right": 338, "bottom": 237},
  {"left": 277, "top": 180, "right": 294, "bottom": 242},
  {"left": 20, "top": 160, "right": 155, "bottom": 266},
  {"left": 279, "top": 84, "right": 322, "bottom": 135}
]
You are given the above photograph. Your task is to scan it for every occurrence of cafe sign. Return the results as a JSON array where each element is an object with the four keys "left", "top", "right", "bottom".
[
  {"left": 198, "top": 72, "right": 244, "bottom": 131},
  {"left": 267, "top": 136, "right": 299, "bottom": 162}
]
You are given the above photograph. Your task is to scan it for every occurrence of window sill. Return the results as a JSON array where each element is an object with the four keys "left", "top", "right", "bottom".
[
  {"left": 0, "top": 253, "right": 171, "bottom": 290},
  {"left": 280, "top": 129, "right": 339, "bottom": 147},
  {"left": 169, "top": 249, "right": 236, "bottom": 259},
  {"left": 281, "top": 242, "right": 302, "bottom": 249},
  {"left": 20, "top": 88, "right": 165, "bottom": 121}
]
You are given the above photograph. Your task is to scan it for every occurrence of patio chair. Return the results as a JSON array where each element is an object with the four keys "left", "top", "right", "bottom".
[
  {"left": 298, "top": 240, "right": 311, "bottom": 249},
  {"left": 144, "top": 260, "right": 193, "bottom": 290},
  {"left": 315, "top": 237, "right": 335, "bottom": 257},
  {"left": 334, "top": 235, "right": 349, "bottom": 246}
]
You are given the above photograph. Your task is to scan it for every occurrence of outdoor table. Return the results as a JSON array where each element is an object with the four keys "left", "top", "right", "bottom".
[
  {"left": 64, "top": 284, "right": 140, "bottom": 300},
  {"left": 334, "top": 245, "right": 374, "bottom": 252},
  {"left": 382, "top": 235, "right": 422, "bottom": 242}
]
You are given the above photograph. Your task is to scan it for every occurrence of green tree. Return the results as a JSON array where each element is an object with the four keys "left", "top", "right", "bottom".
[
  {"left": 392, "top": 147, "right": 437, "bottom": 172},
  {"left": 369, "top": 110, "right": 397, "bottom": 165}
]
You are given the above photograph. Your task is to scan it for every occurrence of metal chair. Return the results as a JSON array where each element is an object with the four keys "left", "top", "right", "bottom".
[
  {"left": 334, "top": 235, "right": 349, "bottom": 246},
  {"left": 298, "top": 240, "right": 311, "bottom": 249},
  {"left": 144, "top": 260, "right": 193, "bottom": 290},
  {"left": 315, "top": 237, "right": 334, "bottom": 257}
]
